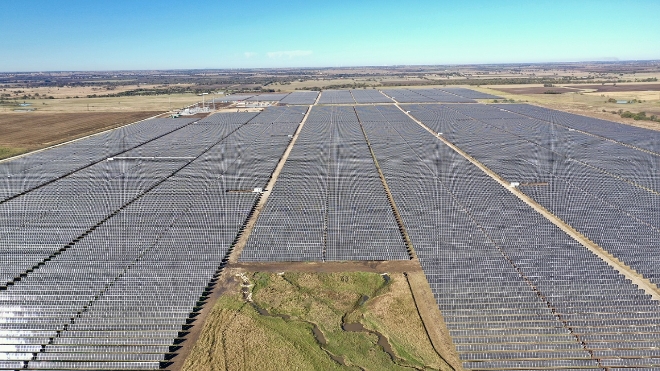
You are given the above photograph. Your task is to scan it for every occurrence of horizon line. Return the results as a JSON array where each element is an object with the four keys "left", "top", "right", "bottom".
[{"left": 1, "top": 59, "right": 659, "bottom": 74}]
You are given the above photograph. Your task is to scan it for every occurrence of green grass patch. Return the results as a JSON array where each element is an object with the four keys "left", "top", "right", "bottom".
[
  {"left": 183, "top": 272, "right": 454, "bottom": 371},
  {"left": 0, "top": 146, "right": 27, "bottom": 160}
]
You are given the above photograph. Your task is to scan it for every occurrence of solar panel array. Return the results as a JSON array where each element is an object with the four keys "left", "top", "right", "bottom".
[
  {"left": 241, "top": 105, "right": 409, "bottom": 262},
  {"left": 246, "top": 106, "right": 308, "bottom": 124},
  {"left": 439, "top": 87, "right": 503, "bottom": 99},
  {"left": 349, "top": 89, "right": 392, "bottom": 103},
  {"left": 400, "top": 103, "right": 660, "bottom": 369},
  {"left": 212, "top": 94, "right": 254, "bottom": 102},
  {"left": 245, "top": 93, "right": 291, "bottom": 102},
  {"left": 317, "top": 89, "right": 356, "bottom": 104},
  {"left": 381, "top": 88, "right": 476, "bottom": 103},
  {"left": 5, "top": 88, "right": 660, "bottom": 371},
  {"left": 0, "top": 118, "right": 196, "bottom": 202},
  {"left": 0, "top": 110, "right": 300, "bottom": 370},
  {"left": 495, "top": 103, "right": 660, "bottom": 156},
  {"left": 405, "top": 103, "right": 660, "bottom": 287},
  {"left": 278, "top": 91, "right": 319, "bottom": 105},
  {"left": 362, "top": 104, "right": 660, "bottom": 370}
]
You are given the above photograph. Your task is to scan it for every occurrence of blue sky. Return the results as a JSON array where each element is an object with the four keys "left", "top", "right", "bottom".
[{"left": 0, "top": 0, "right": 658, "bottom": 71}]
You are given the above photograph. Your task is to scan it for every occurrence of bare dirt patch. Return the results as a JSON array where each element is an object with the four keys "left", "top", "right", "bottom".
[{"left": 566, "top": 83, "right": 660, "bottom": 92}]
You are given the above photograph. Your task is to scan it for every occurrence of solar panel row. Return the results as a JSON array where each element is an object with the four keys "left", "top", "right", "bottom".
[
  {"left": 278, "top": 91, "right": 319, "bottom": 105},
  {"left": 0, "top": 118, "right": 196, "bottom": 202},
  {"left": 317, "top": 89, "right": 356, "bottom": 104},
  {"left": 245, "top": 93, "right": 291, "bottom": 102},
  {"left": 399, "top": 103, "right": 660, "bottom": 369},
  {"left": 349, "top": 89, "right": 393, "bottom": 104},
  {"left": 241, "top": 105, "right": 409, "bottom": 262},
  {"left": 439, "top": 87, "right": 502, "bottom": 100},
  {"left": 497, "top": 104, "right": 660, "bottom": 154},
  {"left": 404, "top": 103, "right": 660, "bottom": 290},
  {"left": 0, "top": 108, "right": 301, "bottom": 369},
  {"left": 381, "top": 88, "right": 476, "bottom": 103}
]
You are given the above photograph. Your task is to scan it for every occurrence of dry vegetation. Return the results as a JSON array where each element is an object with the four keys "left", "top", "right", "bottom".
[
  {"left": 0, "top": 92, "right": 200, "bottom": 113},
  {"left": 0, "top": 83, "right": 191, "bottom": 100},
  {"left": 182, "top": 272, "right": 455, "bottom": 371}
]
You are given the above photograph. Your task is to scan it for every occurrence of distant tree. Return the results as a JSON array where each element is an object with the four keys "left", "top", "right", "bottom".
[{"left": 633, "top": 112, "right": 647, "bottom": 121}]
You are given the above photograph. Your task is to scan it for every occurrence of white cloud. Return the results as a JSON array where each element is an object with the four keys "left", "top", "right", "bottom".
[
  {"left": 244, "top": 52, "right": 257, "bottom": 58},
  {"left": 267, "top": 50, "right": 313, "bottom": 59}
]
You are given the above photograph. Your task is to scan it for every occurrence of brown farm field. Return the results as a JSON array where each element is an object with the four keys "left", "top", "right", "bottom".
[
  {"left": 0, "top": 111, "right": 161, "bottom": 160},
  {"left": 566, "top": 83, "right": 660, "bottom": 92}
]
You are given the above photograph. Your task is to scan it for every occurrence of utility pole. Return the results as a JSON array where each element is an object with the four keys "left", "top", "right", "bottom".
[{"left": 201, "top": 92, "right": 208, "bottom": 111}]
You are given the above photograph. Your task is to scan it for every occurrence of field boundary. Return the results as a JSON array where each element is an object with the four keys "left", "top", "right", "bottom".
[
  {"left": 0, "top": 111, "right": 165, "bottom": 164},
  {"left": 405, "top": 271, "right": 464, "bottom": 371},
  {"left": 229, "top": 260, "right": 423, "bottom": 273},
  {"left": 167, "top": 268, "right": 239, "bottom": 371}
]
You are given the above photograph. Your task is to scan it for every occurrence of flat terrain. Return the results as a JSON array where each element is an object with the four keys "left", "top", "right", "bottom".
[
  {"left": 181, "top": 271, "right": 457, "bottom": 371},
  {"left": 567, "top": 83, "right": 660, "bottom": 92},
  {"left": 495, "top": 86, "right": 577, "bottom": 94},
  {"left": 1, "top": 83, "right": 192, "bottom": 100},
  {"left": 0, "top": 111, "right": 160, "bottom": 159},
  {"left": 0, "top": 93, "right": 200, "bottom": 113}
]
